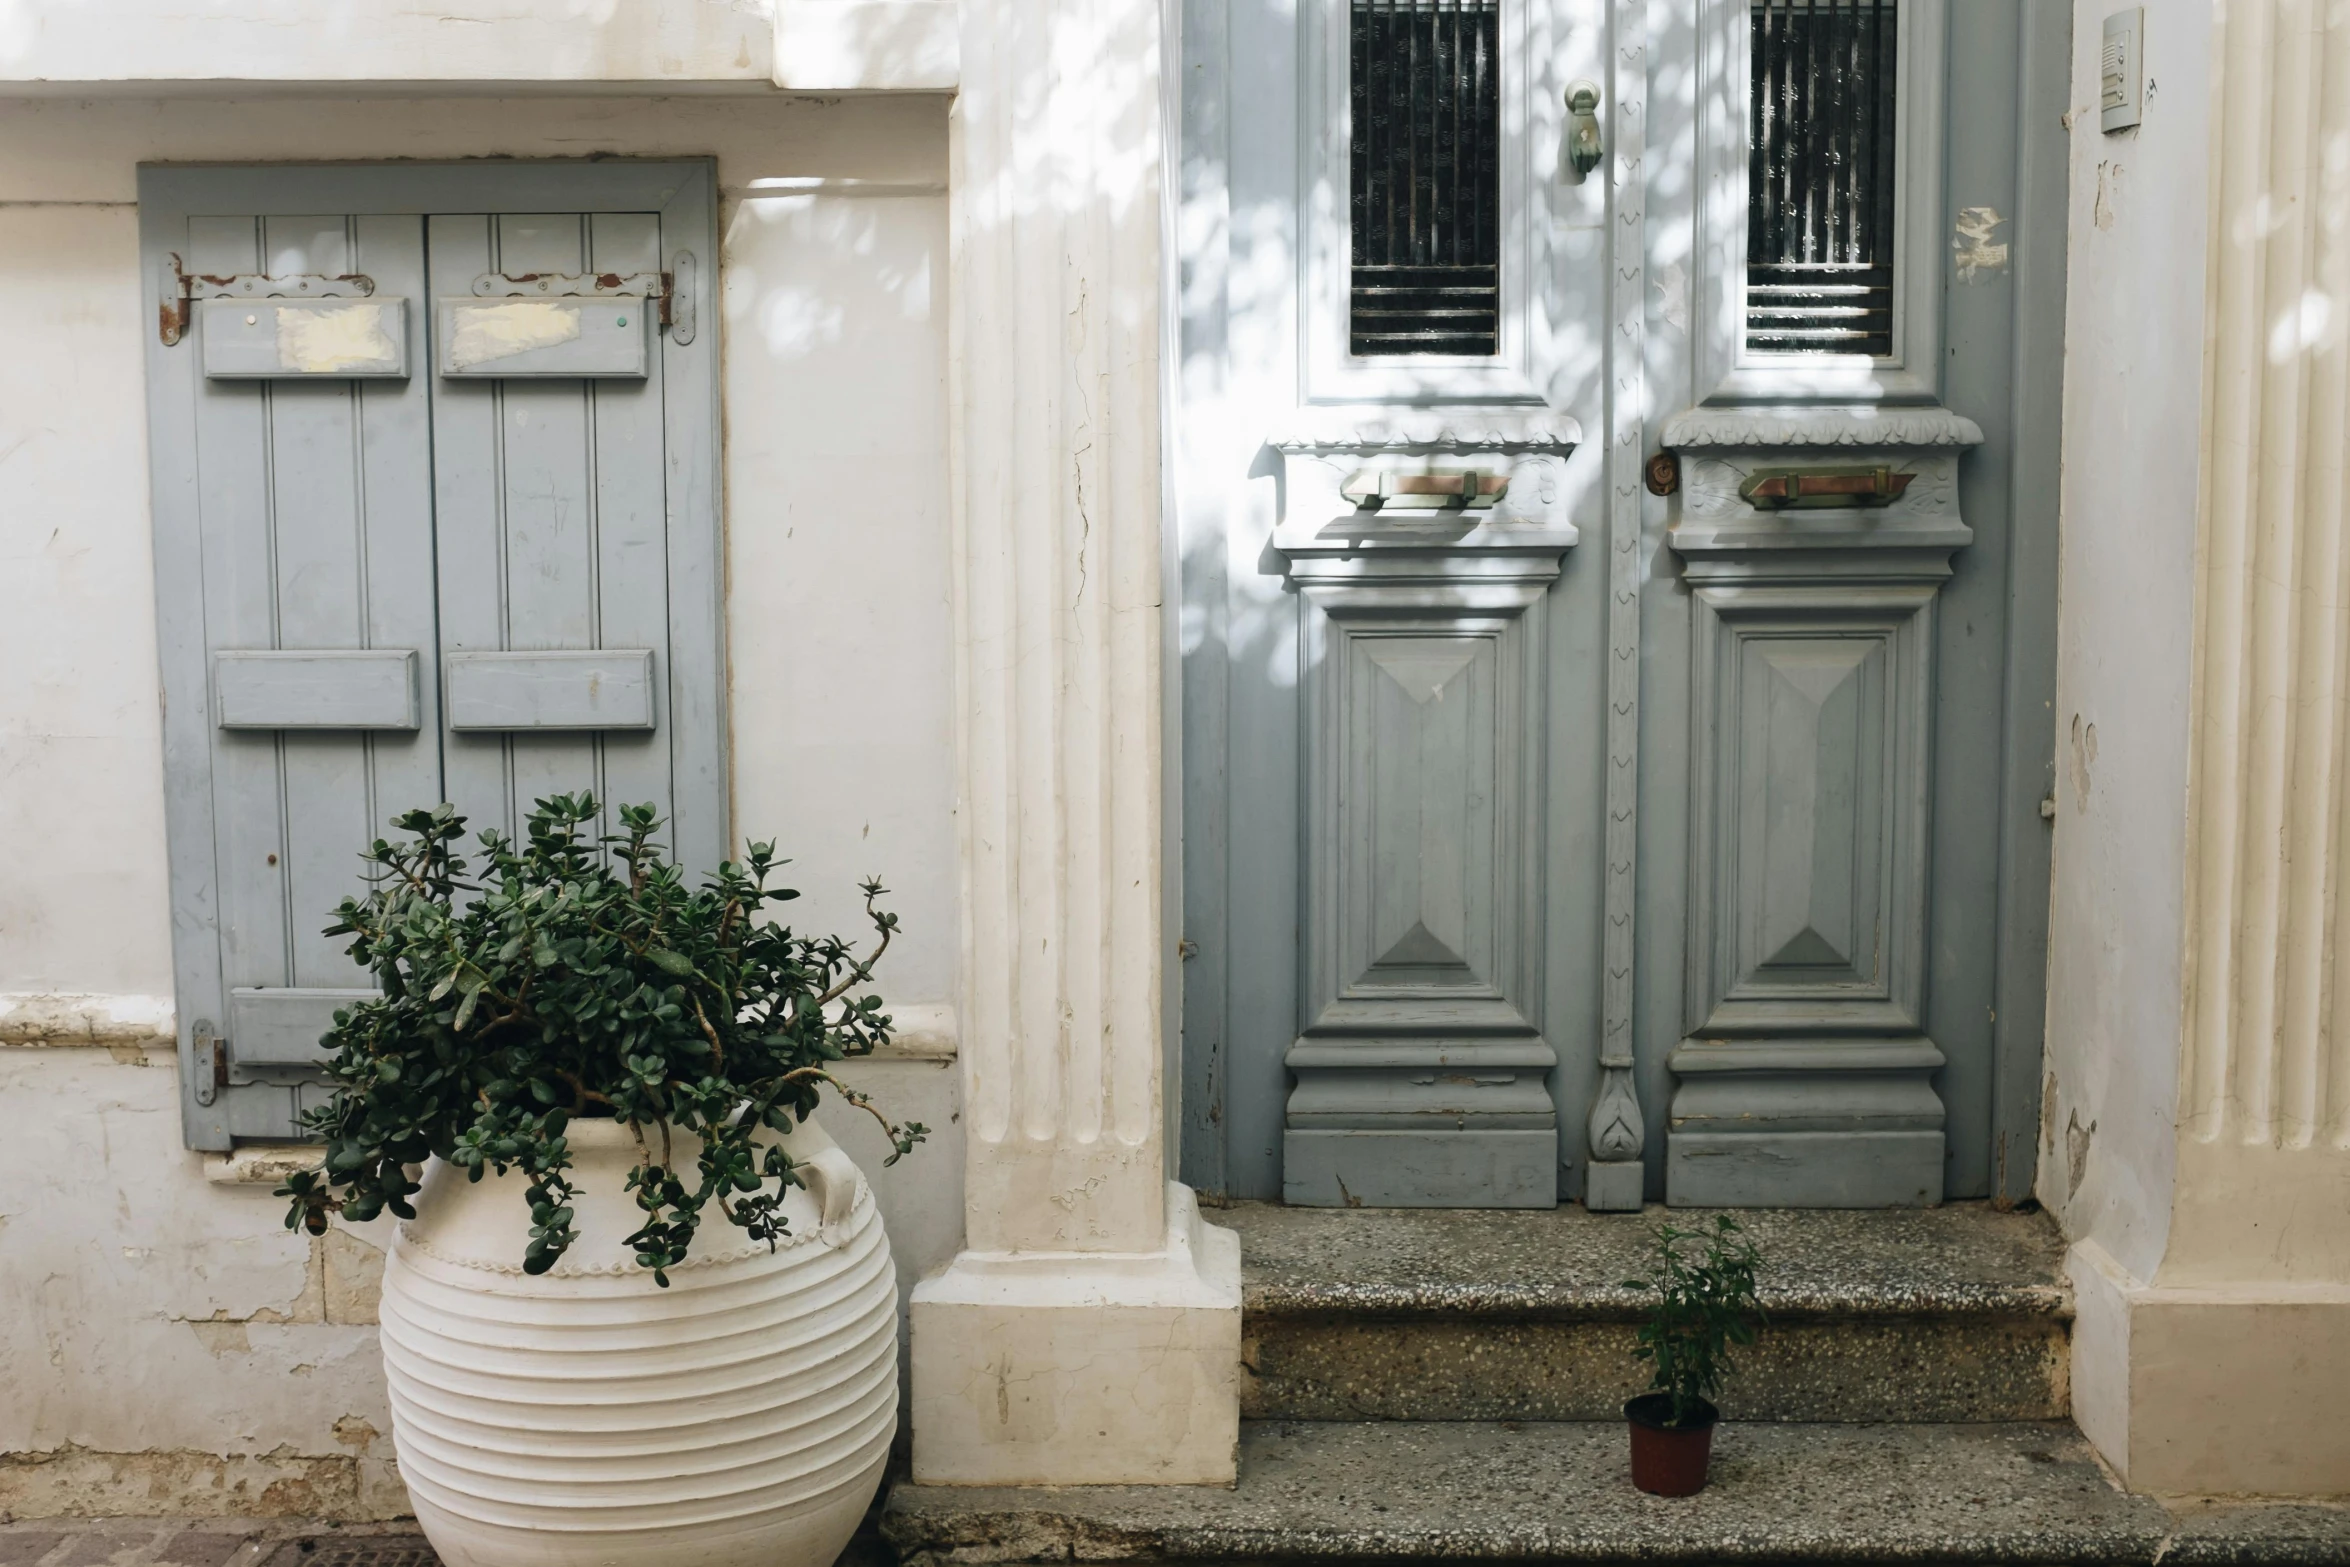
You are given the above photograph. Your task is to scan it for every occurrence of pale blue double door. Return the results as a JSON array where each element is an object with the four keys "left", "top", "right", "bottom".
[{"left": 1177, "top": 0, "right": 2066, "bottom": 1209}]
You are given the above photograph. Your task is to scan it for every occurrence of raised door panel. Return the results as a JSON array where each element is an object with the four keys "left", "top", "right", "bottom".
[
  {"left": 1689, "top": 592, "right": 1931, "bottom": 1038},
  {"left": 427, "top": 212, "right": 677, "bottom": 852},
  {"left": 184, "top": 212, "right": 439, "bottom": 1125},
  {"left": 1728, "top": 631, "right": 1889, "bottom": 1002},
  {"left": 1343, "top": 633, "right": 1502, "bottom": 998}
]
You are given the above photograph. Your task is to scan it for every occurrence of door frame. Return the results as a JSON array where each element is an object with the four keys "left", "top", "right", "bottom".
[{"left": 138, "top": 160, "right": 723, "bottom": 1150}]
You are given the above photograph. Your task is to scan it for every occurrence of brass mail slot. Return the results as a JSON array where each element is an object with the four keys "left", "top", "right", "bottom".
[
  {"left": 1340, "top": 470, "right": 1511, "bottom": 510},
  {"left": 1739, "top": 466, "right": 1915, "bottom": 510}
]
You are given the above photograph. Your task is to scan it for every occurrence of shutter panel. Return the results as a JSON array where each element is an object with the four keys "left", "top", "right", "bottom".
[
  {"left": 427, "top": 212, "right": 683, "bottom": 854},
  {"left": 176, "top": 211, "right": 441, "bottom": 1140}
]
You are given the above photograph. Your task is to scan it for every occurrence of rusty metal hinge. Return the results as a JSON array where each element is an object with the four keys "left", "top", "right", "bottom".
[
  {"left": 190, "top": 1020, "right": 229, "bottom": 1106},
  {"left": 469, "top": 251, "right": 697, "bottom": 345},
  {"left": 158, "top": 254, "right": 377, "bottom": 347}
]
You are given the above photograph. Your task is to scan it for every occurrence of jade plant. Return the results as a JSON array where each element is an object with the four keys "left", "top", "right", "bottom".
[
  {"left": 279, "top": 794, "right": 925, "bottom": 1284},
  {"left": 1623, "top": 1215, "right": 1765, "bottom": 1426}
]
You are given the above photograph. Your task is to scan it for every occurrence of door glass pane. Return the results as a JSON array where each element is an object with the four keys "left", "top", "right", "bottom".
[
  {"left": 1747, "top": 0, "right": 1898, "bottom": 356},
  {"left": 1349, "top": 0, "right": 1501, "bottom": 357}
]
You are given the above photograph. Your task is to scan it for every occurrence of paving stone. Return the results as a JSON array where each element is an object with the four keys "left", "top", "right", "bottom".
[
  {"left": 0, "top": 1534, "right": 67, "bottom": 1567},
  {"left": 150, "top": 1533, "right": 253, "bottom": 1567},
  {"left": 49, "top": 1533, "right": 161, "bottom": 1567},
  {"left": 1225, "top": 1201, "right": 2072, "bottom": 1423},
  {"left": 884, "top": 1420, "right": 2350, "bottom": 1565}
]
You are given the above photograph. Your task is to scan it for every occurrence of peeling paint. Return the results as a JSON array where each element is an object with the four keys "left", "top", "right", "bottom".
[
  {"left": 0, "top": 1444, "right": 406, "bottom": 1522},
  {"left": 275, "top": 303, "right": 398, "bottom": 374},
  {"left": 329, "top": 1416, "right": 379, "bottom": 1453},
  {"left": 185, "top": 1318, "right": 251, "bottom": 1356},
  {"left": 2069, "top": 714, "right": 2098, "bottom": 814},
  {"left": 2094, "top": 161, "right": 2125, "bottom": 231},
  {"left": 448, "top": 300, "right": 580, "bottom": 367},
  {"left": 2066, "top": 1109, "right": 2096, "bottom": 1198},
  {"left": 1953, "top": 206, "right": 2010, "bottom": 282},
  {"left": 1652, "top": 260, "right": 1688, "bottom": 334}
]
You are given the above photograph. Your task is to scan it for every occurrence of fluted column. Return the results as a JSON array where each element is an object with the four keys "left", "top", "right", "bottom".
[
  {"left": 905, "top": 0, "right": 1242, "bottom": 1487},
  {"left": 948, "top": 0, "right": 1168, "bottom": 1260},
  {"left": 2178, "top": 0, "right": 2350, "bottom": 1211}
]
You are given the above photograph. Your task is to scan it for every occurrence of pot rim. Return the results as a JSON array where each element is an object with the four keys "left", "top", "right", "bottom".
[{"left": 1624, "top": 1391, "right": 1720, "bottom": 1433}]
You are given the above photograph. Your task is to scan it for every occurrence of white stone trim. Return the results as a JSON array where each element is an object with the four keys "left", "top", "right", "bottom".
[
  {"left": 910, "top": 0, "right": 1242, "bottom": 1486},
  {"left": 0, "top": 992, "right": 174, "bottom": 1048},
  {"left": 203, "top": 1143, "right": 327, "bottom": 1186},
  {"left": 910, "top": 1183, "right": 1241, "bottom": 1484},
  {"left": 867, "top": 1001, "right": 959, "bottom": 1060}
]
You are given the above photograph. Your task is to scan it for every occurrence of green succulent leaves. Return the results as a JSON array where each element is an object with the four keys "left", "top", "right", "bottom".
[
  {"left": 1622, "top": 1214, "right": 1764, "bottom": 1428},
  {"left": 277, "top": 794, "right": 926, "bottom": 1285}
]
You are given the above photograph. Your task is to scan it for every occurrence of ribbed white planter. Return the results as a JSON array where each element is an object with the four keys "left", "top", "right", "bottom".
[{"left": 379, "top": 1116, "right": 896, "bottom": 1567}]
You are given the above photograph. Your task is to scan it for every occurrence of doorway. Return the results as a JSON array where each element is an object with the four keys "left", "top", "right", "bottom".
[{"left": 1175, "top": 0, "right": 2067, "bottom": 1207}]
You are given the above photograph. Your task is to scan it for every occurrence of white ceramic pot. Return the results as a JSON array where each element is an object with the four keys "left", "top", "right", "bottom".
[{"left": 378, "top": 1115, "right": 896, "bottom": 1567}]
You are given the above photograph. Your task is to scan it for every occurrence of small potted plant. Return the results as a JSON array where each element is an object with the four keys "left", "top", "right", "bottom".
[
  {"left": 1621, "top": 1215, "right": 1763, "bottom": 1497},
  {"left": 280, "top": 795, "right": 925, "bottom": 1567}
]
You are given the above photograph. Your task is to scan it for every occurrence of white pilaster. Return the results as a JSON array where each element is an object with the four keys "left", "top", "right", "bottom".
[
  {"left": 907, "top": 0, "right": 1242, "bottom": 1487},
  {"left": 2064, "top": 0, "right": 2350, "bottom": 1498}
]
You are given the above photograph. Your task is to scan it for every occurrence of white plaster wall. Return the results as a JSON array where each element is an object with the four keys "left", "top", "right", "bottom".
[
  {"left": 0, "top": 93, "right": 963, "bottom": 1508},
  {"left": 2039, "top": 1, "right": 2213, "bottom": 1284},
  {"left": 0, "top": 202, "right": 175, "bottom": 999},
  {"left": 0, "top": 0, "right": 777, "bottom": 87},
  {"left": 0, "top": 1045, "right": 403, "bottom": 1516},
  {"left": 0, "top": 0, "right": 958, "bottom": 93}
]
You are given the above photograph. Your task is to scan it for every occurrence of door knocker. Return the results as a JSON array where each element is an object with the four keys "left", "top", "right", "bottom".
[{"left": 1564, "top": 81, "right": 1604, "bottom": 179}]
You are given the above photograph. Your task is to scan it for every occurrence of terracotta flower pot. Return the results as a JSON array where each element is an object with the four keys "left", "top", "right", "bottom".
[
  {"left": 1624, "top": 1393, "right": 1718, "bottom": 1496},
  {"left": 379, "top": 1116, "right": 897, "bottom": 1567}
]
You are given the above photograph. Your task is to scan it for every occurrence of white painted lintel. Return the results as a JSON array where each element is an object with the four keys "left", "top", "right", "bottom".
[{"left": 772, "top": 2, "right": 960, "bottom": 93}]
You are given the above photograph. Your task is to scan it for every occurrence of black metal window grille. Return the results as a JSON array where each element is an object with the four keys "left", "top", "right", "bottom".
[
  {"left": 1349, "top": 0, "right": 1502, "bottom": 358},
  {"left": 1748, "top": 0, "right": 1899, "bottom": 356}
]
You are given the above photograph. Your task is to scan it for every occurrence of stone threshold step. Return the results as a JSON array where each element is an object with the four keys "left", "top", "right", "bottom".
[
  {"left": 1226, "top": 1201, "right": 2072, "bottom": 1319},
  {"left": 882, "top": 1421, "right": 2350, "bottom": 1567},
  {"left": 1225, "top": 1202, "right": 2072, "bottom": 1423}
]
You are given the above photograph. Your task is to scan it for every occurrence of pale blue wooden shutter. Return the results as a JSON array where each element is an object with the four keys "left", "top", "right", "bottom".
[
  {"left": 426, "top": 213, "right": 682, "bottom": 854},
  {"left": 157, "top": 209, "right": 440, "bottom": 1141},
  {"left": 145, "top": 165, "right": 725, "bottom": 1150}
]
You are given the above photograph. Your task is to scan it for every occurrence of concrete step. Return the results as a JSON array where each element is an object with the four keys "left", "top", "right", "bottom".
[
  {"left": 1223, "top": 1201, "right": 2072, "bottom": 1423},
  {"left": 881, "top": 1420, "right": 2350, "bottom": 1566}
]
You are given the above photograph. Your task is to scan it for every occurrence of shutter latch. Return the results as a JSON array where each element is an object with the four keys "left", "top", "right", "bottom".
[{"left": 159, "top": 255, "right": 378, "bottom": 347}]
